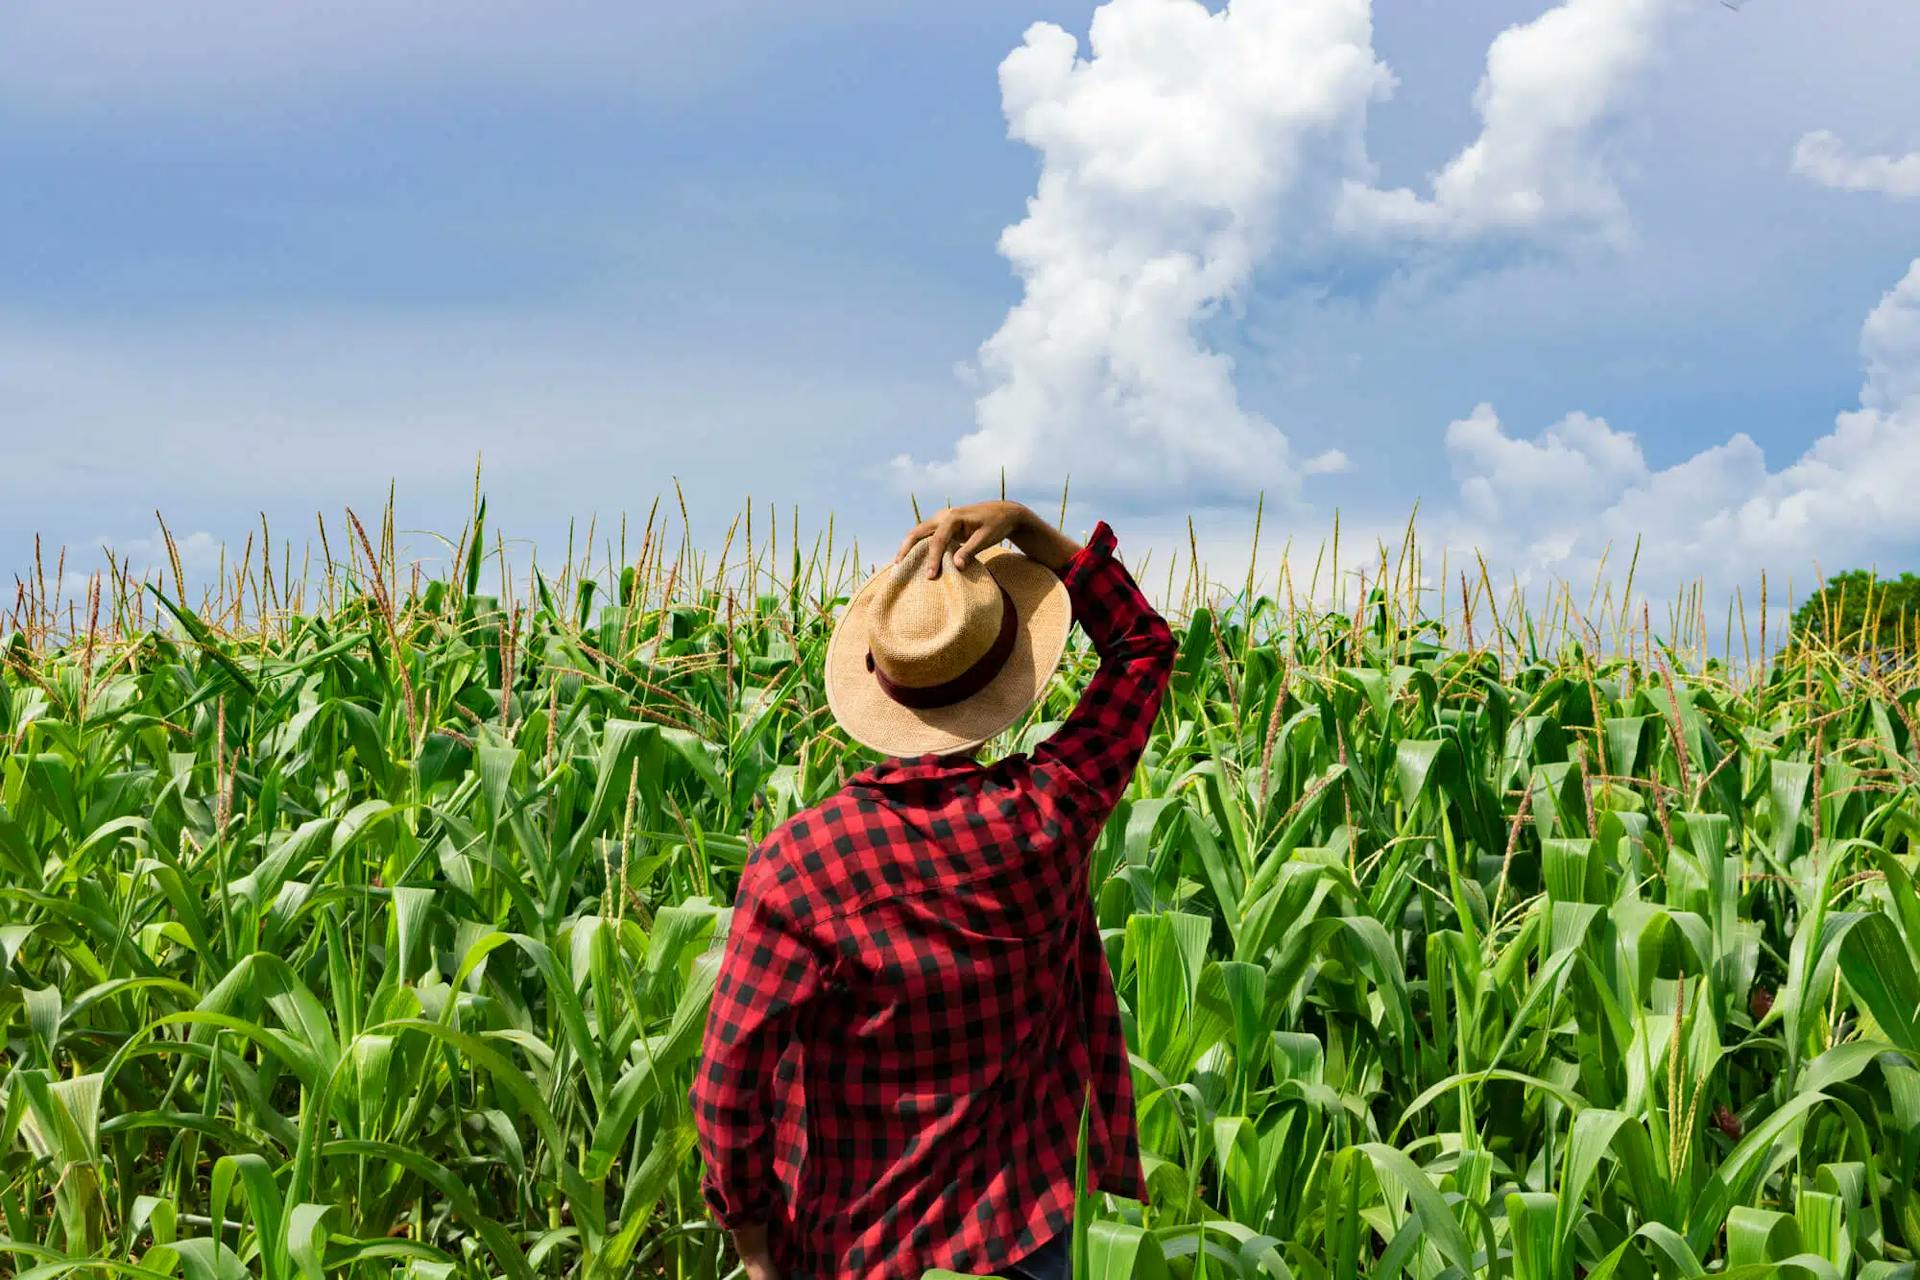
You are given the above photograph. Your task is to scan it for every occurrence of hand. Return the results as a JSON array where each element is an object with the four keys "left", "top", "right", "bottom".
[
  {"left": 732, "top": 1224, "right": 780, "bottom": 1280},
  {"left": 895, "top": 500, "right": 1028, "bottom": 577},
  {"left": 894, "top": 501, "right": 1081, "bottom": 576}
]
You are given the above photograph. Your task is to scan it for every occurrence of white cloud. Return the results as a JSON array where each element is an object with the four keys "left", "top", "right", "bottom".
[
  {"left": 955, "top": 258, "right": 1920, "bottom": 619},
  {"left": 1862, "top": 258, "right": 1920, "bottom": 411},
  {"left": 1441, "top": 257, "right": 1920, "bottom": 590},
  {"left": 893, "top": 0, "right": 1389, "bottom": 505},
  {"left": 1791, "top": 130, "right": 1920, "bottom": 200},
  {"left": 899, "top": 0, "right": 1676, "bottom": 505},
  {"left": 1339, "top": 0, "right": 1671, "bottom": 246},
  {"left": 1448, "top": 405, "right": 1649, "bottom": 528}
]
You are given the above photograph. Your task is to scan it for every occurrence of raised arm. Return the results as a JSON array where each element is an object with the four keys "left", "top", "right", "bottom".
[
  {"left": 1029, "top": 520, "right": 1177, "bottom": 818},
  {"left": 893, "top": 504, "right": 1176, "bottom": 816}
]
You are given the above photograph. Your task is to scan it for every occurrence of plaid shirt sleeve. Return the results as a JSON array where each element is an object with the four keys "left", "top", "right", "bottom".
[
  {"left": 1031, "top": 520, "right": 1177, "bottom": 815},
  {"left": 690, "top": 874, "right": 826, "bottom": 1231}
]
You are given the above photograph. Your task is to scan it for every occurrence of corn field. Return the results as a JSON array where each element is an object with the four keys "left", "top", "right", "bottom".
[{"left": 3, "top": 492, "right": 1919, "bottom": 1280}]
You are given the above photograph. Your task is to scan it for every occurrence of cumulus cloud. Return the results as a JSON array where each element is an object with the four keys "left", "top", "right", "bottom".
[
  {"left": 893, "top": 0, "right": 1389, "bottom": 505},
  {"left": 1791, "top": 130, "right": 1920, "bottom": 200},
  {"left": 1441, "top": 257, "right": 1920, "bottom": 591},
  {"left": 1862, "top": 259, "right": 1920, "bottom": 411},
  {"left": 1339, "top": 0, "right": 1670, "bottom": 246},
  {"left": 1447, "top": 406, "right": 1661, "bottom": 549},
  {"left": 899, "top": 0, "right": 1676, "bottom": 505}
]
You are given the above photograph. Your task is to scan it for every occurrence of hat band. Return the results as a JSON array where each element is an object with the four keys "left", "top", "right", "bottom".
[{"left": 866, "top": 579, "right": 1019, "bottom": 710}]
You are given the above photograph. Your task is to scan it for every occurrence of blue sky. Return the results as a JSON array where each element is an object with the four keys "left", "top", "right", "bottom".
[{"left": 2, "top": 0, "right": 1917, "bottom": 613}]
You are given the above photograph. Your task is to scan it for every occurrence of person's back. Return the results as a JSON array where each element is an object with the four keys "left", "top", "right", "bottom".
[{"left": 693, "top": 505, "right": 1175, "bottom": 1280}]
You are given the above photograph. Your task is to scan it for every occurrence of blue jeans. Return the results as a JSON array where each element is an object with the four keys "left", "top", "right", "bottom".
[{"left": 1001, "top": 1232, "right": 1069, "bottom": 1280}]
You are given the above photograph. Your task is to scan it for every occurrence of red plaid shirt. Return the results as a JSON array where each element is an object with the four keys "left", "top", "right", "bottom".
[{"left": 691, "top": 520, "right": 1175, "bottom": 1280}]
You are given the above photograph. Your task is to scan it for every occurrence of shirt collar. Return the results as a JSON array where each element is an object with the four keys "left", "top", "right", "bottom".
[{"left": 845, "top": 749, "right": 985, "bottom": 790}]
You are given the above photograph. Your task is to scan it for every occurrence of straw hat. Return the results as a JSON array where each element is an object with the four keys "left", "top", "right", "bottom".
[{"left": 825, "top": 536, "right": 1072, "bottom": 757}]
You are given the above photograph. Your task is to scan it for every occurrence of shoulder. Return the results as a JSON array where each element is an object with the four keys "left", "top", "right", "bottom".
[
  {"left": 995, "top": 748, "right": 1096, "bottom": 824},
  {"left": 740, "top": 789, "right": 882, "bottom": 919},
  {"left": 753, "top": 788, "right": 881, "bottom": 862}
]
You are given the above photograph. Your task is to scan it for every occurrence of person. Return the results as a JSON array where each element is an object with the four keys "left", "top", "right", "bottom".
[{"left": 690, "top": 500, "right": 1176, "bottom": 1280}]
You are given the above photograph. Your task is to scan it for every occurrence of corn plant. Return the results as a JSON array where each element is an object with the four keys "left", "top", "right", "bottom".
[{"left": 2, "top": 493, "right": 1917, "bottom": 1279}]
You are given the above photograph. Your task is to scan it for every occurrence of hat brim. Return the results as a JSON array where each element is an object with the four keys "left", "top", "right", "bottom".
[{"left": 825, "top": 546, "right": 1071, "bottom": 757}]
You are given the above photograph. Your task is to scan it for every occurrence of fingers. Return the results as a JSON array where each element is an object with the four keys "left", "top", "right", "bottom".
[
  {"left": 893, "top": 518, "right": 937, "bottom": 564},
  {"left": 951, "top": 524, "right": 996, "bottom": 570},
  {"left": 894, "top": 504, "right": 1007, "bottom": 577},
  {"left": 922, "top": 517, "right": 956, "bottom": 577}
]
